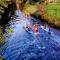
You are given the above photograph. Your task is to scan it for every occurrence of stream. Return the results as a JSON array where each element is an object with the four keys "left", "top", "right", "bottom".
[{"left": 1, "top": 10, "right": 60, "bottom": 60}]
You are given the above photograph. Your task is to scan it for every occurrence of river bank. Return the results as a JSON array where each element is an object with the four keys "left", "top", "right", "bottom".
[
  {"left": 31, "top": 14, "right": 60, "bottom": 30},
  {"left": 23, "top": 2, "right": 60, "bottom": 30}
]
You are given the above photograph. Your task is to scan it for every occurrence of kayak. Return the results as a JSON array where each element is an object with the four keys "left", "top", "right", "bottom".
[{"left": 40, "top": 25, "right": 51, "bottom": 34}]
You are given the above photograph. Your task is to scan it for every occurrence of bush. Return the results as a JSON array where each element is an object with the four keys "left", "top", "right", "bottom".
[{"left": 0, "top": 27, "right": 5, "bottom": 46}]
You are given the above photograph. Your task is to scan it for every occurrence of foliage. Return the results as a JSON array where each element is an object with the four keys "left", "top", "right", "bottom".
[
  {"left": 0, "top": 56, "right": 3, "bottom": 60},
  {"left": 45, "top": 3, "right": 60, "bottom": 21},
  {"left": 0, "top": 27, "right": 5, "bottom": 46}
]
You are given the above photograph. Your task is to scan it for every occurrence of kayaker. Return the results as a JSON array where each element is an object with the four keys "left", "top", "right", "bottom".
[{"left": 34, "top": 24, "right": 39, "bottom": 33}]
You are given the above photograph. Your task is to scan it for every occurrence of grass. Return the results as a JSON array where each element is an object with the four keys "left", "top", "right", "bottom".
[{"left": 45, "top": 3, "right": 60, "bottom": 21}]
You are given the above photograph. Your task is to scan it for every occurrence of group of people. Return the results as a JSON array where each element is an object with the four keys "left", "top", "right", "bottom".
[
  {"left": 0, "top": 0, "right": 51, "bottom": 34},
  {"left": 23, "top": 11, "right": 39, "bottom": 33},
  {"left": 23, "top": 11, "right": 51, "bottom": 34}
]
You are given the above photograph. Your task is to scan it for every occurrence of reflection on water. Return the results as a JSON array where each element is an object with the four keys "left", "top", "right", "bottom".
[{"left": 0, "top": 10, "right": 60, "bottom": 60}]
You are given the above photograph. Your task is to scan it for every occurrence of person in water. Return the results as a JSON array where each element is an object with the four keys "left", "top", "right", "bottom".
[
  {"left": 34, "top": 24, "right": 39, "bottom": 33},
  {"left": 23, "top": 11, "right": 32, "bottom": 31}
]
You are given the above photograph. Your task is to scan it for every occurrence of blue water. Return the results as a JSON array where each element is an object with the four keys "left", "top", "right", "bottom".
[{"left": 1, "top": 10, "right": 60, "bottom": 60}]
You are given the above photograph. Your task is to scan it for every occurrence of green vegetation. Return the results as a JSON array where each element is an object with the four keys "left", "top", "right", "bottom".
[
  {"left": 45, "top": 3, "right": 60, "bottom": 21},
  {"left": 23, "top": 1, "right": 38, "bottom": 14},
  {"left": 0, "top": 56, "right": 4, "bottom": 60},
  {"left": 0, "top": 27, "right": 5, "bottom": 46}
]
